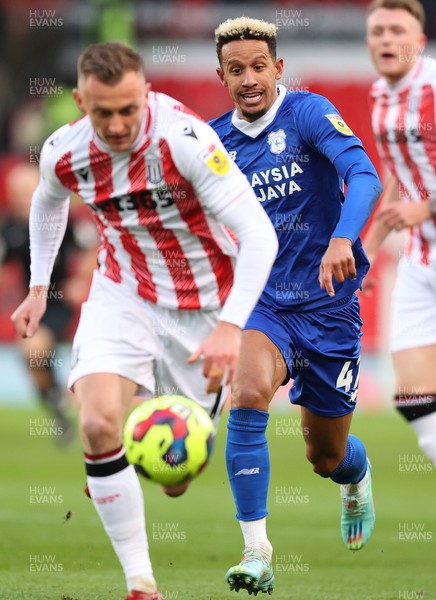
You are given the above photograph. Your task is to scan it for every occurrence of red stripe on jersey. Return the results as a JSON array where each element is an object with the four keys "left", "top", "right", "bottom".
[
  {"left": 119, "top": 146, "right": 157, "bottom": 303},
  {"left": 418, "top": 226, "right": 430, "bottom": 265},
  {"left": 89, "top": 141, "right": 125, "bottom": 281},
  {"left": 128, "top": 152, "right": 200, "bottom": 309},
  {"left": 54, "top": 151, "right": 79, "bottom": 193},
  {"left": 90, "top": 140, "right": 114, "bottom": 202},
  {"left": 92, "top": 213, "right": 122, "bottom": 283},
  {"left": 396, "top": 89, "right": 430, "bottom": 265},
  {"left": 418, "top": 84, "right": 436, "bottom": 234},
  {"left": 159, "top": 139, "right": 234, "bottom": 307},
  {"left": 128, "top": 140, "right": 151, "bottom": 193},
  {"left": 117, "top": 220, "right": 158, "bottom": 304},
  {"left": 396, "top": 88, "right": 429, "bottom": 200},
  {"left": 419, "top": 84, "right": 436, "bottom": 180},
  {"left": 405, "top": 232, "right": 414, "bottom": 258},
  {"left": 378, "top": 94, "right": 399, "bottom": 178}
]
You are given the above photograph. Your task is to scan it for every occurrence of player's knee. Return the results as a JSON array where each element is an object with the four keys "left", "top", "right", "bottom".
[
  {"left": 80, "top": 411, "right": 120, "bottom": 449},
  {"left": 306, "top": 447, "right": 344, "bottom": 477},
  {"left": 231, "top": 381, "right": 271, "bottom": 411}
]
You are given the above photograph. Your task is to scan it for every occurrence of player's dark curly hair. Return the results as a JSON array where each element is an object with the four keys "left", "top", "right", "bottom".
[
  {"left": 78, "top": 42, "right": 145, "bottom": 84},
  {"left": 367, "top": 0, "right": 425, "bottom": 29},
  {"left": 215, "top": 17, "right": 277, "bottom": 64}
]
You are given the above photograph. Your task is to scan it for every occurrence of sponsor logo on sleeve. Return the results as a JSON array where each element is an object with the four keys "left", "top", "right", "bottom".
[
  {"left": 200, "top": 143, "right": 230, "bottom": 175},
  {"left": 324, "top": 114, "right": 353, "bottom": 136}
]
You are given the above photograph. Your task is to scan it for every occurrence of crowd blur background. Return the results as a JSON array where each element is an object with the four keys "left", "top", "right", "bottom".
[{"left": 1, "top": 0, "right": 435, "bottom": 408}]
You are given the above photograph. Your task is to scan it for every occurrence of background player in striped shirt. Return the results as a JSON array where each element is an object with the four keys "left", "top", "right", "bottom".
[
  {"left": 210, "top": 17, "right": 382, "bottom": 596},
  {"left": 11, "top": 42, "right": 278, "bottom": 600},
  {"left": 365, "top": 0, "right": 436, "bottom": 466}
]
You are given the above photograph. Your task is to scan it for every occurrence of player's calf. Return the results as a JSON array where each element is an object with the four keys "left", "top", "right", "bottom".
[{"left": 395, "top": 393, "right": 436, "bottom": 466}]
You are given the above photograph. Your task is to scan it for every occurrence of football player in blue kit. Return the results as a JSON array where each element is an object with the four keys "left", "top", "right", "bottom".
[{"left": 210, "top": 17, "right": 382, "bottom": 595}]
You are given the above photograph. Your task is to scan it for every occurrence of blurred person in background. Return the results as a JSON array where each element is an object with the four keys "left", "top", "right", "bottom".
[
  {"left": 0, "top": 162, "right": 98, "bottom": 443},
  {"left": 210, "top": 16, "right": 382, "bottom": 596},
  {"left": 365, "top": 0, "right": 436, "bottom": 466}
]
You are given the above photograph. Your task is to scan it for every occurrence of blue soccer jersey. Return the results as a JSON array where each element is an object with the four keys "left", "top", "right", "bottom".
[{"left": 210, "top": 86, "right": 378, "bottom": 312}]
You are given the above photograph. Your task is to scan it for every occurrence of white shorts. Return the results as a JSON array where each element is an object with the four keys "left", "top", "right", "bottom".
[
  {"left": 391, "top": 257, "right": 436, "bottom": 352},
  {"left": 68, "top": 270, "right": 227, "bottom": 426}
]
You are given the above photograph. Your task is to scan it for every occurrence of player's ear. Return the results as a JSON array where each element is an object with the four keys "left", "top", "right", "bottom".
[
  {"left": 145, "top": 81, "right": 152, "bottom": 103},
  {"left": 274, "top": 58, "right": 284, "bottom": 81},
  {"left": 73, "top": 88, "right": 87, "bottom": 115},
  {"left": 216, "top": 67, "right": 228, "bottom": 87}
]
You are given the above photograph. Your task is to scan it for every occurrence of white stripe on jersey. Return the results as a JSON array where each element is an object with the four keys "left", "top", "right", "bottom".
[{"left": 371, "top": 57, "right": 436, "bottom": 265}]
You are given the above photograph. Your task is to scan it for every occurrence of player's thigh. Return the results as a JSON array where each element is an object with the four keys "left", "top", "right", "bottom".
[
  {"left": 68, "top": 271, "right": 158, "bottom": 399},
  {"left": 288, "top": 296, "right": 362, "bottom": 419},
  {"left": 154, "top": 307, "right": 226, "bottom": 428},
  {"left": 393, "top": 345, "right": 436, "bottom": 393},
  {"left": 391, "top": 258, "right": 436, "bottom": 354},
  {"left": 75, "top": 373, "right": 138, "bottom": 422},
  {"left": 231, "top": 329, "right": 288, "bottom": 411}
]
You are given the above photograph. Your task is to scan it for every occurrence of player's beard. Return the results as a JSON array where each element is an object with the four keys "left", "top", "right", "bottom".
[{"left": 240, "top": 107, "right": 268, "bottom": 122}]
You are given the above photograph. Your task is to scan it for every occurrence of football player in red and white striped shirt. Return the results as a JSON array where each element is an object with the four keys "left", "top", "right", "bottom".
[
  {"left": 365, "top": 0, "right": 436, "bottom": 466},
  {"left": 11, "top": 42, "right": 278, "bottom": 600}
]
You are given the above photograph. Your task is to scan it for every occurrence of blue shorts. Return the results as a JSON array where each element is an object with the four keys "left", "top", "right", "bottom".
[{"left": 245, "top": 295, "right": 362, "bottom": 418}]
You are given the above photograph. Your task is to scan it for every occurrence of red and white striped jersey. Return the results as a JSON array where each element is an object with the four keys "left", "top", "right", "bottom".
[
  {"left": 370, "top": 57, "right": 436, "bottom": 265},
  {"left": 34, "top": 92, "right": 253, "bottom": 310}
]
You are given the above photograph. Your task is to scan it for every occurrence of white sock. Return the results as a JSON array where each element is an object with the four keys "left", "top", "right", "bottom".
[
  {"left": 87, "top": 464, "right": 156, "bottom": 593},
  {"left": 410, "top": 412, "right": 436, "bottom": 466},
  {"left": 341, "top": 468, "right": 369, "bottom": 494},
  {"left": 239, "top": 518, "right": 273, "bottom": 561}
]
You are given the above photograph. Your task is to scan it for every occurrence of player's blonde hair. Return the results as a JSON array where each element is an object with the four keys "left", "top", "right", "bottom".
[
  {"left": 215, "top": 17, "right": 278, "bottom": 64},
  {"left": 367, "top": 0, "right": 425, "bottom": 29},
  {"left": 78, "top": 42, "right": 145, "bottom": 85}
]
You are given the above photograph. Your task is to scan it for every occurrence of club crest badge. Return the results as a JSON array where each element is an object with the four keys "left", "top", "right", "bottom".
[
  {"left": 267, "top": 129, "right": 287, "bottom": 154},
  {"left": 146, "top": 159, "right": 164, "bottom": 185}
]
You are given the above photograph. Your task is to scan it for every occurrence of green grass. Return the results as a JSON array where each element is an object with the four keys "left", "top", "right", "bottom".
[{"left": 1, "top": 406, "right": 435, "bottom": 600}]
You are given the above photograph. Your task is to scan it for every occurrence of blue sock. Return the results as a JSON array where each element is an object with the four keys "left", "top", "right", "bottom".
[
  {"left": 329, "top": 434, "right": 367, "bottom": 484},
  {"left": 226, "top": 408, "right": 270, "bottom": 521}
]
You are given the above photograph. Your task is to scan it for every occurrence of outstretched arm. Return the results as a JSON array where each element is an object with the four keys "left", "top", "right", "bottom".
[
  {"left": 363, "top": 175, "right": 399, "bottom": 264},
  {"left": 319, "top": 145, "right": 382, "bottom": 296},
  {"left": 11, "top": 187, "right": 70, "bottom": 338}
]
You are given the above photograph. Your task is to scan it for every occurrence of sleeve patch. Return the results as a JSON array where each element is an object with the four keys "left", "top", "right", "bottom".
[
  {"left": 204, "top": 147, "right": 230, "bottom": 176},
  {"left": 324, "top": 114, "right": 354, "bottom": 136}
]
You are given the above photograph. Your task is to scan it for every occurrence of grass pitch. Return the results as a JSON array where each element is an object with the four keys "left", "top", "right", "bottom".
[{"left": 0, "top": 406, "right": 434, "bottom": 600}]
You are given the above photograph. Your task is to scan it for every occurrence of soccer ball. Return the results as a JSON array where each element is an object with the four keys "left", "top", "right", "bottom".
[{"left": 124, "top": 395, "right": 215, "bottom": 486}]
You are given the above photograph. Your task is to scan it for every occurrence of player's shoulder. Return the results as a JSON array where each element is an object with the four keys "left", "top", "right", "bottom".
[
  {"left": 150, "top": 91, "right": 204, "bottom": 127},
  {"left": 286, "top": 89, "right": 335, "bottom": 113},
  {"left": 150, "top": 91, "right": 214, "bottom": 147},
  {"left": 41, "top": 115, "right": 91, "bottom": 166}
]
